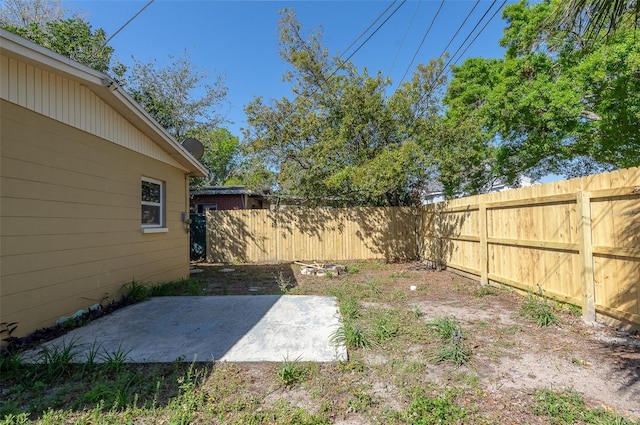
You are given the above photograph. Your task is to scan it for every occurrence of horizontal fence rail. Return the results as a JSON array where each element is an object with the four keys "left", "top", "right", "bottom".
[
  {"left": 421, "top": 167, "right": 640, "bottom": 329},
  {"left": 206, "top": 207, "right": 419, "bottom": 263},
  {"left": 204, "top": 167, "right": 640, "bottom": 329}
]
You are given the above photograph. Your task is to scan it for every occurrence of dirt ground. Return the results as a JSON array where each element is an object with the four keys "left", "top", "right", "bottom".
[
  {"left": 197, "top": 261, "right": 640, "bottom": 423},
  {"left": 4, "top": 261, "right": 639, "bottom": 424}
]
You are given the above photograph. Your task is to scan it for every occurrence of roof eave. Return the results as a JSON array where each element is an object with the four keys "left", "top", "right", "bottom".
[{"left": 0, "top": 29, "right": 208, "bottom": 177}]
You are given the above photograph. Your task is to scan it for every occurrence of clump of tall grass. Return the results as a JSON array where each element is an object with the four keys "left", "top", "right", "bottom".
[
  {"left": 520, "top": 290, "right": 558, "bottom": 327},
  {"left": 426, "top": 316, "right": 471, "bottom": 366}
]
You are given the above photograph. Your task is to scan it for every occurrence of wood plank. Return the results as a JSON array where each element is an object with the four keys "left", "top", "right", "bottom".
[
  {"left": 487, "top": 273, "right": 581, "bottom": 305},
  {"left": 485, "top": 193, "right": 576, "bottom": 209},
  {"left": 577, "top": 191, "right": 596, "bottom": 322},
  {"left": 593, "top": 246, "right": 640, "bottom": 260},
  {"left": 479, "top": 203, "right": 488, "bottom": 285},
  {"left": 590, "top": 185, "right": 640, "bottom": 200},
  {"left": 595, "top": 304, "right": 640, "bottom": 326},
  {"left": 487, "top": 237, "right": 579, "bottom": 252}
]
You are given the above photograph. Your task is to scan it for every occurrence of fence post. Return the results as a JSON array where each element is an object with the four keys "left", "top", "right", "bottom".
[
  {"left": 577, "top": 191, "right": 596, "bottom": 323},
  {"left": 479, "top": 203, "right": 488, "bottom": 286}
]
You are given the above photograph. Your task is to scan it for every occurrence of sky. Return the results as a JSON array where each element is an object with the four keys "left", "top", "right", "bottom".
[{"left": 65, "top": 0, "right": 517, "bottom": 139}]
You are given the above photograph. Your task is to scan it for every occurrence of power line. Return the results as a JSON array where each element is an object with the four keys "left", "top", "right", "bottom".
[
  {"left": 397, "top": 0, "right": 445, "bottom": 87},
  {"left": 338, "top": 0, "right": 407, "bottom": 69},
  {"left": 424, "top": 0, "right": 507, "bottom": 95},
  {"left": 449, "top": 0, "right": 508, "bottom": 68},
  {"left": 340, "top": 0, "right": 398, "bottom": 59},
  {"left": 440, "top": 0, "right": 497, "bottom": 73},
  {"left": 104, "top": 0, "right": 154, "bottom": 46},
  {"left": 388, "top": 0, "right": 422, "bottom": 76},
  {"left": 434, "top": 0, "right": 481, "bottom": 66}
]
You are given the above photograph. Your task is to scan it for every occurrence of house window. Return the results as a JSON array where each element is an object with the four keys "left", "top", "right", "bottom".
[
  {"left": 197, "top": 204, "right": 218, "bottom": 214},
  {"left": 141, "top": 177, "right": 164, "bottom": 229}
]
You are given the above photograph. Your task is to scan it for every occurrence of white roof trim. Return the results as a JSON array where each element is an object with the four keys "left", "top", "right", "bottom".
[{"left": 0, "top": 28, "right": 208, "bottom": 177}]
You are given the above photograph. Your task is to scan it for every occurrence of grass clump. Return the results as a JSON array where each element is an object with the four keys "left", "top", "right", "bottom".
[
  {"left": 534, "top": 389, "right": 640, "bottom": 425},
  {"left": 276, "top": 355, "right": 307, "bottom": 386},
  {"left": 426, "top": 316, "right": 472, "bottom": 366},
  {"left": 330, "top": 320, "right": 372, "bottom": 350},
  {"left": 474, "top": 284, "right": 498, "bottom": 297},
  {"left": 370, "top": 309, "right": 401, "bottom": 342},
  {"left": 521, "top": 291, "right": 558, "bottom": 327},
  {"left": 275, "top": 269, "right": 295, "bottom": 293},
  {"left": 124, "top": 278, "right": 207, "bottom": 303},
  {"left": 403, "top": 388, "right": 468, "bottom": 424}
]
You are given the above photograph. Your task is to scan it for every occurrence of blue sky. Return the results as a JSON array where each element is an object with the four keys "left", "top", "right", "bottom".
[{"left": 66, "top": 0, "right": 516, "bottom": 138}]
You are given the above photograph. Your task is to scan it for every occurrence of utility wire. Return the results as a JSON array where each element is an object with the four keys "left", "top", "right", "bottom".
[
  {"left": 449, "top": 0, "right": 508, "bottom": 68},
  {"left": 397, "top": 0, "right": 445, "bottom": 87},
  {"left": 91, "top": 0, "right": 154, "bottom": 60},
  {"left": 337, "top": 0, "right": 406, "bottom": 70},
  {"left": 434, "top": 0, "right": 481, "bottom": 66},
  {"left": 425, "top": 0, "right": 507, "bottom": 95},
  {"left": 104, "top": 0, "right": 154, "bottom": 47},
  {"left": 440, "top": 0, "right": 497, "bottom": 73},
  {"left": 340, "top": 0, "right": 398, "bottom": 59},
  {"left": 388, "top": 0, "right": 422, "bottom": 76}
]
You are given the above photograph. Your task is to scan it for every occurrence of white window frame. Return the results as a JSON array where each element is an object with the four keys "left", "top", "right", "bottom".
[
  {"left": 197, "top": 203, "right": 218, "bottom": 214},
  {"left": 141, "top": 177, "right": 167, "bottom": 233}
]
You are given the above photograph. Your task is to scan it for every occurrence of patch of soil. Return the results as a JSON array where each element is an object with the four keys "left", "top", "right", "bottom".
[{"left": 7, "top": 261, "right": 639, "bottom": 423}]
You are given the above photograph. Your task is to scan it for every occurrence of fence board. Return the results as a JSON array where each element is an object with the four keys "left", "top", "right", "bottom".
[
  {"left": 204, "top": 167, "right": 639, "bottom": 328},
  {"left": 421, "top": 167, "right": 640, "bottom": 329},
  {"left": 207, "top": 207, "right": 418, "bottom": 263}
]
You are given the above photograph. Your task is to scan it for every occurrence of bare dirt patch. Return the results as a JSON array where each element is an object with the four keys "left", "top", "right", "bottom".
[
  {"left": 197, "top": 261, "right": 640, "bottom": 423},
  {"left": 2, "top": 260, "right": 638, "bottom": 424}
]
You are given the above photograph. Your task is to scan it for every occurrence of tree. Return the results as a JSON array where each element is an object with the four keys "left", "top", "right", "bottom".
[
  {"left": 243, "top": 9, "right": 476, "bottom": 206},
  {"left": 0, "top": 0, "right": 65, "bottom": 27},
  {"left": 444, "top": 0, "right": 639, "bottom": 181},
  {"left": 2, "top": 16, "right": 114, "bottom": 73},
  {"left": 186, "top": 127, "right": 240, "bottom": 189},
  {"left": 546, "top": 0, "right": 639, "bottom": 43},
  {"left": 126, "top": 52, "right": 228, "bottom": 141}
]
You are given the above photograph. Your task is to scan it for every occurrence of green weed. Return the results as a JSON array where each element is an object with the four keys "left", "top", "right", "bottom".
[
  {"left": 100, "top": 343, "right": 132, "bottom": 373},
  {"left": 333, "top": 290, "right": 361, "bottom": 320},
  {"left": 370, "top": 309, "right": 401, "bottom": 342},
  {"left": 426, "top": 316, "right": 462, "bottom": 340},
  {"left": 124, "top": 280, "right": 150, "bottom": 303},
  {"left": 404, "top": 388, "right": 468, "bottom": 424},
  {"left": 277, "top": 354, "right": 306, "bottom": 386},
  {"left": 37, "top": 338, "right": 79, "bottom": 381},
  {"left": 521, "top": 291, "right": 558, "bottom": 327},
  {"left": 329, "top": 320, "right": 372, "bottom": 350},
  {"left": 427, "top": 316, "right": 472, "bottom": 365},
  {"left": 345, "top": 264, "right": 360, "bottom": 274},
  {"left": 347, "top": 386, "right": 376, "bottom": 413},
  {"left": 474, "top": 285, "right": 497, "bottom": 297},
  {"left": 0, "top": 350, "right": 23, "bottom": 374},
  {"left": 431, "top": 340, "right": 472, "bottom": 366},
  {"left": 0, "top": 412, "right": 30, "bottom": 425},
  {"left": 275, "top": 269, "right": 295, "bottom": 293},
  {"left": 534, "top": 389, "right": 640, "bottom": 425}
]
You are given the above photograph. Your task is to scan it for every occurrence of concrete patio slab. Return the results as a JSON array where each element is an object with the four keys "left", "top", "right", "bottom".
[{"left": 22, "top": 295, "right": 347, "bottom": 363}]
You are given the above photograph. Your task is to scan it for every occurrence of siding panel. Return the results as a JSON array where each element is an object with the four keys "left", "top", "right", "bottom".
[{"left": 1, "top": 101, "right": 190, "bottom": 337}]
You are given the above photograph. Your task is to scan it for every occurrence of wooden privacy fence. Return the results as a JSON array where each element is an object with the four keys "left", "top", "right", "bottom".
[
  {"left": 206, "top": 207, "right": 419, "bottom": 263},
  {"left": 421, "top": 167, "right": 640, "bottom": 328},
  {"left": 204, "top": 167, "right": 639, "bottom": 328}
]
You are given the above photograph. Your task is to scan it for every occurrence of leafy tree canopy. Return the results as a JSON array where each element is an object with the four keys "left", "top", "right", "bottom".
[
  {"left": 243, "top": 8, "right": 490, "bottom": 206},
  {"left": 546, "top": 0, "right": 639, "bottom": 46},
  {"left": 2, "top": 16, "right": 114, "bottom": 73},
  {"left": 444, "top": 0, "right": 639, "bottom": 181},
  {"left": 0, "top": 0, "right": 65, "bottom": 27},
  {"left": 187, "top": 127, "right": 240, "bottom": 189},
  {"left": 125, "top": 52, "right": 228, "bottom": 141}
]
